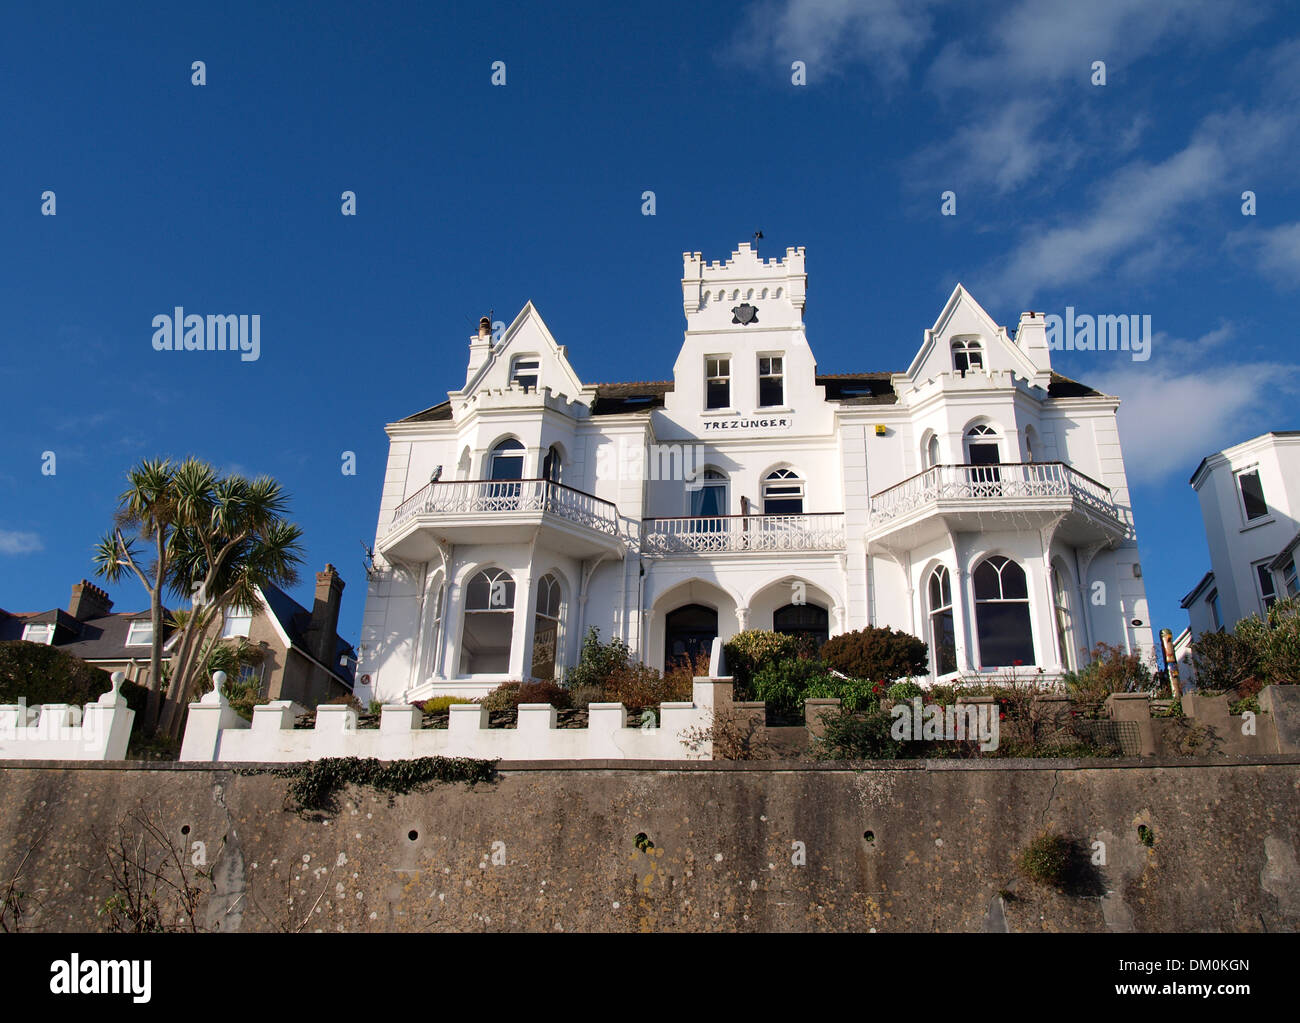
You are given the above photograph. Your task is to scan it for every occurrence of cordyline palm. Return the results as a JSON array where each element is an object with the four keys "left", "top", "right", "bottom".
[{"left": 93, "top": 457, "right": 304, "bottom": 737}]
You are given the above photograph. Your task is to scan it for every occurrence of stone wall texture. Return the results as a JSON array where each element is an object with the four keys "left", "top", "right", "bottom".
[{"left": 1, "top": 757, "right": 1297, "bottom": 932}]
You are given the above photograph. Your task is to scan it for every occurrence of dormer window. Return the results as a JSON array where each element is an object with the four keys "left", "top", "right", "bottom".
[
  {"left": 706, "top": 356, "right": 731, "bottom": 410},
  {"left": 758, "top": 355, "right": 784, "bottom": 407},
  {"left": 952, "top": 339, "right": 983, "bottom": 375},
  {"left": 222, "top": 607, "right": 254, "bottom": 639},
  {"left": 22, "top": 622, "right": 54, "bottom": 645},
  {"left": 511, "top": 356, "right": 540, "bottom": 391},
  {"left": 125, "top": 621, "right": 154, "bottom": 647}
]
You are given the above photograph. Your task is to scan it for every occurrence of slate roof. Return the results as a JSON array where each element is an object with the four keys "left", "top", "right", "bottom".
[
  {"left": 395, "top": 369, "right": 1104, "bottom": 422},
  {"left": 259, "top": 583, "right": 357, "bottom": 685},
  {"left": 0, "top": 607, "right": 173, "bottom": 659}
]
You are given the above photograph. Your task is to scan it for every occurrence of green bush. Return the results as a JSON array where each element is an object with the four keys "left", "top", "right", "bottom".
[
  {"left": 417, "top": 696, "right": 475, "bottom": 713},
  {"left": 751, "top": 657, "right": 837, "bottom": 716},
  {"left": 802, "top": 675, "right": 883, "bottom": 712},
  {"left": 820, "top": 627, "right": 927, "bottom": 683},
  {"left": 1019, "top": 831, "right": 1071, "bottom": 886},
  {"left": 814, "top": 708, "right": 904, "bottom": 760},
  {"left": 1234, "top": 596, "right": 1300, "bottom": 686},
  {"left": 481, "top": 682, "right": 522, "bottom": 711},
  {"left": 0, "top": 639, "right": 148, "bottom": 730},
  {"left": 887, "top": 680, "right": 924, "bottom": 702},
  {"left": 723, "top": 630, "right": 801, "bottom": 694},
  {"left": 1189, "top": 629, "right": 1259, "bottom": 692},
  {"left": 565, "top": 628, "right": 634, "bottom": 692},
  {"left": 1063, "top": 642, "right": 1152, "bottom": 713}
]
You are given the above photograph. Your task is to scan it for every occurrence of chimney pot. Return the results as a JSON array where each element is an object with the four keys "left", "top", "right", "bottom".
[{"left": 478, "top": 316, "right": 492, "bottom": 338}]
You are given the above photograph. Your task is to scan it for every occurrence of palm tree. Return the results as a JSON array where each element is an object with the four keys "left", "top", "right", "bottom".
[{"left": 94, "top": 457, "right": 304, "bottom": 736}]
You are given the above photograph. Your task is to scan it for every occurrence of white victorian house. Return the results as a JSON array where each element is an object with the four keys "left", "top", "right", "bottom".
[{"left": 356, "top": 243, "right": 1152, "bottom": 704}]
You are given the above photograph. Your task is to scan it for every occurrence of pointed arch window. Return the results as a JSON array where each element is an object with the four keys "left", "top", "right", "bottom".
[
  {"left": 927, "top": 566, "right": 957, "bottom": 676},
  {"left": 531, "top": 574, "right": 562, "bottom": 680},
  {"left": 973, "top": 556, "right": 1034, "bottom": 668},
  {"left": 511, "top": 355, "right": 540, "bottom": 391},
  {"left": 461, "top": 568, "right": 515, "bottom": 675},
  {"left": 1052, "top": 564, "right": 1074, "bottom": 670},
  {"left": 543, "top": 445, "right": 562, "bottom": 484},
  {"left": 922, "top": 433, "right": 941, "bottom": 470},
  {"left": 690, "top": 468, "right": 728, "bottom": 519},
  {"left": 763, "top": 468, "right": 804, "bottom": 515},
  {"left": 965, "top": 424, "right": 1001, "bottom": 490},
  {"left": 952, "top": 338, "right": 983, "bottom": 375}
]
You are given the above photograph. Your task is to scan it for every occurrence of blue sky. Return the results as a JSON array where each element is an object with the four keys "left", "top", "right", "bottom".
[{"left": 2, "top": 0, "right": 1298, "bottom": 652}]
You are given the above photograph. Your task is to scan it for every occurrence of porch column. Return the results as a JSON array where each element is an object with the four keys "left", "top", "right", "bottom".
[
  {"left": 442, "top": 577, "right": 466, "bottom": 679},
  {"left": 509, "top": 570, "right": 536, "bottom": 679}
]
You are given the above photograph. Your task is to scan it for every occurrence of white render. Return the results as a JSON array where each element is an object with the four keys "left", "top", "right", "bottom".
[
  {"left": 180, "top": 679, "right": 722, "bottom": 762},
  {"left": 357, "top": 243, "right": 1153, "bottom": 704},
  {"left": 0, "top": 671, "right": 135, "bottom": 761},
  {"left": 1182, "top": 432, "right": 1300, "bottom": 639}
]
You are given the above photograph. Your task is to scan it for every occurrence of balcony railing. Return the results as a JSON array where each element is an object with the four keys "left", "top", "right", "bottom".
[
  {"left": 869, "top": 462, "right": 1119, "bottom": 525},
  {"left": 642, "top": 513, "right": 845, "bottom": 554},
  {"left": 389, "top": 479, "right": 619, "bottom": 536}
]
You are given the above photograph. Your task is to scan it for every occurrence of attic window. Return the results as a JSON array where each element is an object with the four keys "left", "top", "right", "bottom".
[
  {"left": 22, "top": 622, "right": 54, "bottom": 645},
  {"left": 621, "top": 395, "right": 655, "bottom": 405},
  {"left": 838, "top": 384, "right": 873, "bottom": 398},
  {"left": 125, "top": 621, "right": 154, "bottom": 647},
  {"left": 952, "top": 339, "right": 983, "bottom": 375},
  {"left": 222, "top": 607, "right": 254, "bottom": 639},
  {"left": 511, "top": 356, "right": 540, "bottom": 391}
]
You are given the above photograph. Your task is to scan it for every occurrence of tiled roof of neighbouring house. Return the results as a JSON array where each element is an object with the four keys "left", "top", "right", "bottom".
[{"left": 0, "top": 607, "right": 175, "bottom": 660}]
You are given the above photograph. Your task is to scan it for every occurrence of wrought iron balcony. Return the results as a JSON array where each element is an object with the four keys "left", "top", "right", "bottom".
[
  {"left": 642, "top": 513, "right": 846, "bottom": 554},
  {"left": 389, "top": 479, "right": 619, "bottom": 536},
  {"left": 869, "top": 462, "right": 1120, "bottom": 525}
]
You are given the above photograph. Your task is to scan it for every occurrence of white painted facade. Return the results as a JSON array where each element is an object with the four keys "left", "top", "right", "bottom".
[
  {"left": 357, "top": 243, "right": 1152, "bottom": 704},
  {"left": 1182, "top": 432, "right": 1300, "bottom": 639}
]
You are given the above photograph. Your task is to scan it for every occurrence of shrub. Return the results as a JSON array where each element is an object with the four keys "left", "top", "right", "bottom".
[
  {"left": 751, "top": 658, "right": 837, "bottom": 716},
  {"left": 801, "top": 674, "right": 883, "bottom": 713},
  {"left": 604, "top": 661, "right": 691, "bottom": 711},
  {"left": 1234, "top": 596, "right": 1300, "bottom": 687},
  {"left": 821, "top": 627, "right": 927, "bottom": 683},
  {"left": 417, "top": 696, "right": 474, "bottom": 713},
  {"left": 0, "top": 639, "right": 149, "bottom": 732},
  {"left": 481, "top": 681, "right": 522, "bottom": 711},
  {"left": 1063, "top": 642, "right": 1152, "bottom": 714},
  {"left": 566, "top": 684, "right": 603, "bottom": 711},
  {"left": 723, "top": 630, "right": 801, "bottom": 694},
  {"left": 565, "top": 628, "right": 634, "bottom": 692},
  {"left": 1189, "top": 629, "right": 1259, "bottom": 693},
  {"left": 1019, "top": 831, "right": 1071, "bottom": 886},
  {"left": 887, "top": 680, "right": 924, "bottom": 702},
  {"left": 517, "top": 679, "right": 571, "bottom": 709},
  {"left": 814, "top": 708, "right": 903, "bottom": 760}
]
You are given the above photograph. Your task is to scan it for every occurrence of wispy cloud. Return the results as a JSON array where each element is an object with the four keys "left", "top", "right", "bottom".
[
  {"left": 722, "top": 0, "right": 941, "bottom": 83},
  {"left": 1086, "top": 324, "right": 1300, "bottom": 484},
  {"left": 1234, "top": 221, "right": 1300, "bottom": 288},
  {"left": 0, "top": 530, "right": 44, "bottom": 555}
]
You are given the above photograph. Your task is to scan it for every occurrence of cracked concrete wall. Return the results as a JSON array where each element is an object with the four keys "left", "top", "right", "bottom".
[{"left": 0, "top": 759, "right": 1297, "bottom": 932}]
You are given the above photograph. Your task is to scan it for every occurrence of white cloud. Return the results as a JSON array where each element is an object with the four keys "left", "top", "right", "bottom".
[
  {"left": 723, "top": 0, "right": 940, "bottom": 83},
  {"left": 1089, "top": 356, "right": 1300, "bottom": 485},
  {"left": 0, "top": 530, "right": 44, "bottom": 556},
  {"left": 1238, "top": 221, "right": 1300, "bottom": 288}
]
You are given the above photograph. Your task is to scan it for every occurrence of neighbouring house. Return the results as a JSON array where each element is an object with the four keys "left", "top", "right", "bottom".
[
  {"left": 0, "top": 580, "right": 175, "bottom": 687},
  {"left": 1, "top": 569, "right": 357, "bottom": 708},
  {"left": 357, "top": 242, "right": 1152, "bottom": 705},
  {"left": 1180, "top": 432, "right": 1300, "bottom": 646}
]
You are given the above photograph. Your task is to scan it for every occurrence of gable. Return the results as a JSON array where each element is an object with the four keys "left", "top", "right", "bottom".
[
  {"left": 458, "top": 302, "right": 586, "bottom": 401},
  {"left": 905, "top": 284, "right": 1041, "bottom": 384}
]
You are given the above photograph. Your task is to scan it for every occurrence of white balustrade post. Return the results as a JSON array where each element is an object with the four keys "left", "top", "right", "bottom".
[{"left": 180, "top": 671, "right": 249, "bottom": 762}]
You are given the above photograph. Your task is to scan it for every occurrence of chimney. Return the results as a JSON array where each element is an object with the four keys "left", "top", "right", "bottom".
[
  {"left": 69, "top": 580, "right": 113, "bottom": 621},
  {"left": 305, "top": 564, "right": 345, "bottom": 668},
  {"left": 465, "top": 315, "right": 495, "bottom": 386}
]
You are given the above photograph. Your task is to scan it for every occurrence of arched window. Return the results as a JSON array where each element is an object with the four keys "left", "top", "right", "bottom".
[
  {"left": 1052, "top": 564, "right": 1074, "bottom": 670},
  {"left": 460, "top": 568, "right": 515, "bottom": 675},
  {"left": 927, "top": 566, "right": 957, "bottom": 676},
  {"left": 690, "top": 468, "right": 728, "bottom": 518},
  {"left": 965, "top": 425, "right": 1001, "bottom": 490},
  {"left": 952, "top": 338, "right": 983, "bottom": 375},
  {"left": 773, "top": 602, "right": 829, "bottom": 650},
  {"left": 664, "top": 604, "right": 717, "bottom": 670},
  {"left": 542, "top": 445, "right": 562, "bottom": 484},
  {"left": 1024, "top": 425, "right": 1039, "bottom": 463},
  {"left": 922, "top": 433, "right": 941, "bottom": 470},
  {"left": 531, "top": 574, "right": 562, "bottom": 680},
  {"left": 490, "top": 439, "right": 524, "bottom": 480},
  {"left": 763, "top": 468, "right": 804, "bottom": 515},
  {"left": 973, "top": 556, "right": 1034, "bottom": 668},
  {"left": 511, "top": 355, "right": 540, "bottom": 391}
]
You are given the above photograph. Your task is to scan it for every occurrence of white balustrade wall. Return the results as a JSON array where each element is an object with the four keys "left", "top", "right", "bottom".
[
  {"left": 181, "top": 677, "right": 730, "bottom": 762},
  {"left": 0, "top": 672, "right": 135, "bottom": 761}
]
